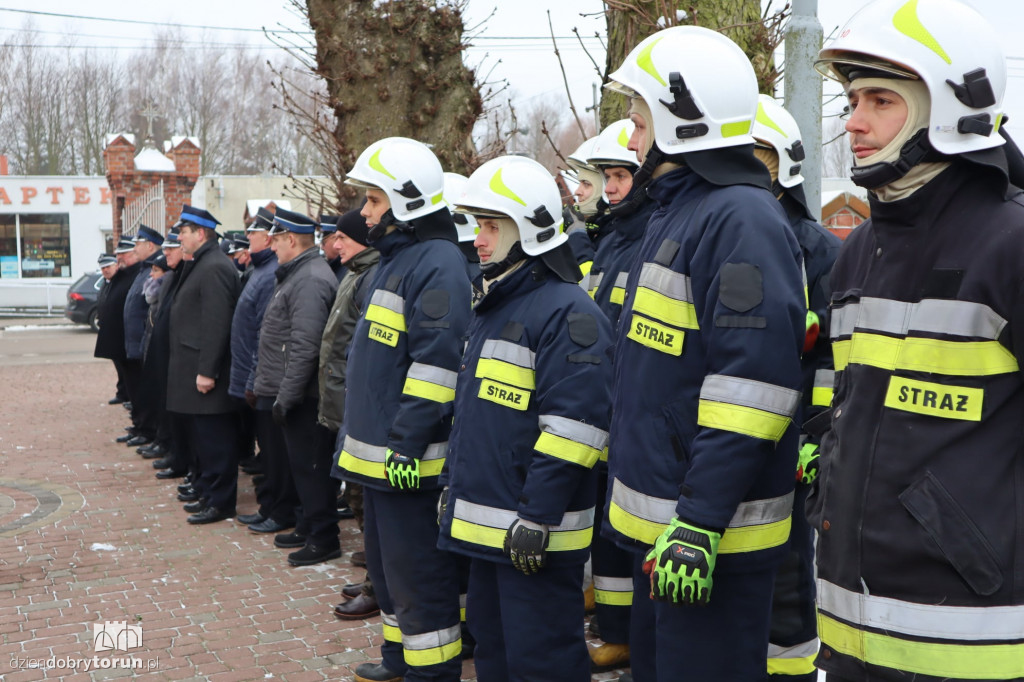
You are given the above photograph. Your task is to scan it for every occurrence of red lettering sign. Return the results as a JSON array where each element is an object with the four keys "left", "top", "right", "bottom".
[
  {"left": 45, "top": 187, "right": 63, "bottom": 204},
  {"left": 21, "top": 187, "right": 37, "bottom": 204},
  {"left": 0, "top": 188, "right": 10, "bottom": 205},
  {"left": 73, "top": 187, "right": 90, "bottom": 204},
  {"left": 100, "top": 187, "right": 112, "bottom": 205}
]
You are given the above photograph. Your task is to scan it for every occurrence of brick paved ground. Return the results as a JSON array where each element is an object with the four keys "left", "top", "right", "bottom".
[{"left": 0, "top": 334, "right": 628, "bottom": 681}]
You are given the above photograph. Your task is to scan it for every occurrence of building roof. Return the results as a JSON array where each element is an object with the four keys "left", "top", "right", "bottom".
[
  {"left": 134, "top": 147, "right": 176, "bottom": 172},
  {"left": 245, "top": 199, "right": 292, "bottom": 216}
]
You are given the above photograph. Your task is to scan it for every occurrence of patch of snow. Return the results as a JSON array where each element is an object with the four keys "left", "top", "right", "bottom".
[
  {"left": 135, "top": 148, "right": 176, "bottom": 172},
  {"left": 90, "top": 543, "right": 117, "bottom": 552},
  {"left": 656, "top": 10, "right": 688, "bottom": 27}
]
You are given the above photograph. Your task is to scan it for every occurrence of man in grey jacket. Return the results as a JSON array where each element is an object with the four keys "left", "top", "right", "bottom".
[{"left": 254, "top": 208, "right": 340, "bottom": 566}]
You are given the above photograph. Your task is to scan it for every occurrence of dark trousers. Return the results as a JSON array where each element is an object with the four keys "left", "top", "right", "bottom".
[
  {"left": 183, "top": 412, "right": 238, "bottom": 511},
  {"left": 629, "top": 552, "right": 778, "bottom": 682},
  {"left": 113, "top": 359, "right": 128, "bottom": 401},
  {"left": 235, "top": 402, "right": 256, "bottom": 463},
  {"left": 364, "top": 487, "right": 462, "bottom": 681},
  {"left": 253, "top": 409, "right": 298, "bottom": 526},
  {"left": 122, "top": 359, "right": 153, "bottom": 436},
  {"left": 592, "top": 467, "right": 633, "bottom": 645},
  {"left": 467, "top": 558, "right": 589, "bottom": 682},
  {"left": 769, "top": 483, "right": 818, "bottom": 681},
  {"left": 166, "top": 411, "right": 192, "bottom": 476},
  {"left": 281, "top": 398, "right": 338, "bottom": 546}
]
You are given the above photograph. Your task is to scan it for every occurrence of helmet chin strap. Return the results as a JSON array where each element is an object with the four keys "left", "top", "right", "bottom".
[
  {"left": 480, "top": 242, "right": 527, "bottom": 281},
  {"left": 366, "top": 209, "right": 412, "bottom": 243},
  {"left": 629, "top": 144, "right": 666, "bottom": 193},
  {"left": 849, "top": 128, "right": 937, "bottom": 189}
]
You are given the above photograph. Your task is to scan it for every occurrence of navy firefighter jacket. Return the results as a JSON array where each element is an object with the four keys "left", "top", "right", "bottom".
[
  {"left": 438, "top": 258, "right": 614, "bottom": 567},
  {"left": 603, "top": 165, "right": 805, "bottom": 572},
  {"left": 336, "top": 222, "right": 471, "bottom": 493}
]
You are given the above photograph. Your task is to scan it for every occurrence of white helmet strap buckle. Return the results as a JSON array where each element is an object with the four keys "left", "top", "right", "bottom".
[{"left": 659, "top": 72, "right": 704, "bottom": 120}]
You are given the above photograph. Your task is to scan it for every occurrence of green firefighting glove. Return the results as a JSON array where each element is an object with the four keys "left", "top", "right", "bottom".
[
  {"left": 644, "top": 517, "right": 722, "bottom": 605},
  {"left": 797, "top": 442, "right": 820, "bottom": 485},
  {"left": 385, "top": 449, "right": 420, "bottom": 491},
  {"left": 503, "top": 518, "right": 550, "bottom": 575}
]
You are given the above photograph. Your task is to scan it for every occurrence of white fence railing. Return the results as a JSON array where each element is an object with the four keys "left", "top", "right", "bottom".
[
  {"left": 121, "top": 180, "right": 165, "bottom": 237},
  {"left": 0, "top": 279, "right": 71, "bottom": 314}
]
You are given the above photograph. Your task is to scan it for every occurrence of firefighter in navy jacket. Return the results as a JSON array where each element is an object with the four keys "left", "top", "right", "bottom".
[
  {"left": 437, "top": 155, "right": 613, "bottom": 682},
  {"left": 811, "top": 2, "right": 1024, "bottom": 680},
  {"left": 581, "top": 118, "right": 654, "bottom": 673},
  {"left": 601, "top": 27, "right": 805, "bottom": 682},
  {"left": 336, "top": 137, "right": 471, "bottom": 682},
  {"left": 752, "top": 95, "right": 842, "bottom": 681}
]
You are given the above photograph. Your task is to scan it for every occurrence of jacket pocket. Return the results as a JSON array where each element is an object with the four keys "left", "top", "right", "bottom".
[
  {"left": 661, "top": 397, "right": 695, "bottom": 466},
  {"left": 899, "top": 471, "right": 1003, "bottom": 596}
]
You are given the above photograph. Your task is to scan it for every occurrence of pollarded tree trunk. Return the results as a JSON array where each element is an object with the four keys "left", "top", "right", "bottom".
[
  {"left": 600, "top": 0, "right": 779, "bottom": 127},
  {"left": 306, "top": 0, "right": 482, "bottom": 205}
]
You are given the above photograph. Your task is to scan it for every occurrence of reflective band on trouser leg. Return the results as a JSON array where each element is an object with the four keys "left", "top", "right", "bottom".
[
  {"left": 832, "top": 333, "right": 1018, "bottom": 375},
  {"left": 594, "top": 575, "right": 633, "bottom": 606},
  {"left": 534, "top": 414, "right": 609, "bottom": 468},
  {"left": 381, "top": 611, "right": 402, "bottom": 644},
  {"left": 402, "top": 362, "right": 457, "bottom": 403},
  {"left": 697, "top": 374, "right": 800, "bottom": 442},
  {"left": 607, "top": 479, "right": 793, "bottom": 553},
  {"left": 338, "top": 436, "right": 448, "bottom": 480},
  {"left": 812, "top": 369, "right": 835, "bottom": 407},
  {"left": 449, "top": 498, "right": 593, "bottom": 552},
  {"left": 402, "top": 624, "right": 462, "bottom": 667},
  {"left": 767, "top": 639, "right": 818, "bottom": 676},
  {"left": 818, "top": 613, "right": 1024, "bottom": 680}
]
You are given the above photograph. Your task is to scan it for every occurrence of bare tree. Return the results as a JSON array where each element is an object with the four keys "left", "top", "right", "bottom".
[
  {"left": 70, "top": 52, "right": 126, "bottom": 175},
  {"left": 821, "top": 116, "right": 854, "bottom": 178}
]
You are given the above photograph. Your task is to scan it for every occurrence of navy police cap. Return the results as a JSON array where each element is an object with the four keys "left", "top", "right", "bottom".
[
  {"left": 114, "top": 238, "right": 136, "bottom": 254},
  {"left": 97, "top": 253, "right": 117, "bottom": 268},
  {"left": 270, "top": 208, "right": 317, "bottom": 235},
  {"left": 178, "top": 204, "right": 221, "bottom": 230},
  {"left": 132, "top": 224, "right": 165, "bottom": 246},
  {"left": 248, "top": 206, "right": 275, "bottom": 232},
  {"left": 319, "top": 214, "right": 340, "bottom": 234}
]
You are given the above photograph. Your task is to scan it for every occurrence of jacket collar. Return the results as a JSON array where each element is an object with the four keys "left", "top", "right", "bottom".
[
  {"left": 346, "top": 246, "right": 380, "bottom": 273},
  {"left": 373, "top": 226, "right": 416, "bottom": 258},
  {"left": 250, "top": 248, "right": 277, "bottom": 268},
  {"left": 275, "top": 246, "right": 320, "bottom": 282},
  {"left": 646, "top": 165, "right": 706, "bottom": 208},
  {"left": 474, "top": 257, "right": 549, "bottom": 313},
  {"left": 867, "top": 162, "right": 968, "bottom": 230}
]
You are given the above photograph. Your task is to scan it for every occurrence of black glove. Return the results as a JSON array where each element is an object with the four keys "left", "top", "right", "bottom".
[
  {"left": 271, "top": 401, "right": 287, "bottom": 426},
  {"left": 503, "top": 518, "right": 549, "bottom": 575}
]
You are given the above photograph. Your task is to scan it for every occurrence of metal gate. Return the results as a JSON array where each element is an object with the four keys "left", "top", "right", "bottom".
[{"left": 120, "top": 180, "right": 165, "bottom": 238}]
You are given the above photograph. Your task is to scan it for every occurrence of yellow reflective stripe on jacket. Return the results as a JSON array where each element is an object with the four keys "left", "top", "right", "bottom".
[
  {"left": 449, "top": 498, "right": 593, "bottom": 552},
  {"left": 697, "top": 375, "right": 799, "bottom": 442},
  {"left": 402, "top": 625, "right": 462, "bottom": 667},
  {"left": 608, "top": 479, "right": 792, "bottom": 553},
  {"left": 381, "top": 611, "right": 402, "bottom": 643},
  {"left": 819, "top": 613, "right": 1024, "bottom": 680},
  {"left": 812, "top": 369, "right": 835, "bottom": 407},
  {"left": 767, "top": 639, "right": 818, "bottom": 675},
  {"left": 365, "top": 290, "right": 407, "bottom": 332},
  {"left": 476, "top": 358, "right": 535, "bottom": 390},
  {"left": 534, "top": 414, "right": 608, "bottom": 469},
  {"left": 403, "top": 362, "right": 457, "bottom": 403},
  {"left": 833, "top": 333, "right": 1018, "bottom": 376},
  {"left": 632, "top": 262, "right": 699, "bottom": 329},
  {"left": 594, "top": 575, "right": 633, "bottom": 607},
  {"left": 338, "top": 436, "right": 447, "bottom": 480}
]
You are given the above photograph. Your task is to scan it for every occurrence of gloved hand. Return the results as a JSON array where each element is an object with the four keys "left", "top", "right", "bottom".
[
  {"left": 644, "top": 517, "right": 721, "bottom": 605},
  {"left": 437, "top": 487, "right": 449, "bottom": 526},
  {"left": 385, "top": 449, "right": 420, "bottom": 490},
  {"left": 271, "top": 401, "right": 287, "bottom": 426},
  {"left": 244, "top": 390, "right": 258, "bottom": 409},
  {"left": 503, "top": 518, "right": 549, "bottom": 575},
  {"left": 797, "top": 442, "right": 820, "bottom": 484}
]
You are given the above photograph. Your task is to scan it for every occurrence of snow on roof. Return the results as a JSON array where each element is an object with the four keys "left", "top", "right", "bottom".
[
  {"left": 134, "top": 147, "right": 177, "bottom": 172},
  {"left": 170, "top": 135, "right": 202, "bottom": 150},
  {"left": 105, "top": 132, "right": 136, "bottom": 148},
  {"left": 246, "top": 199, "right": 292, "bottom": 216}
]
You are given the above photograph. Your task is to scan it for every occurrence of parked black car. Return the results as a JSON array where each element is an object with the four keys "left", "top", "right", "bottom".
[{"left": 65, "top": 272, "right": 104, "bottom": 331}]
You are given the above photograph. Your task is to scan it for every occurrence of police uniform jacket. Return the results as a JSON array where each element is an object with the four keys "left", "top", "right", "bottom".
[
  {"left": 228, "top": 248, "right": 278, "bottom": 399},
  {"left": 810, "top": 162, "right": 1024, "bottom": 681},
  {"left": 603, "top": 165, "right": 805, "bottom": 573},
  {"left": 93, "top": 262, "right": 140, "bottom": 362},
  {"left": 438, "top": 258, "right": 613, "bottom": 566},
  {"left": 318, "top": 246, "right": 380, "bottom": 431},
  {"left": 587, "top": 190, "right": 655, "bottom": 330},
  {"left": 253, "top": 246, "right": 336, "bottom": 408},
  {"left": 124, "top": 257, "right": 157, "bottom": 360},
  {"left": 337, "top": 217, "right": 471, "bottom": 492},
  {"left": 166, "top": 239, "right": 241, "bottom": 415}
]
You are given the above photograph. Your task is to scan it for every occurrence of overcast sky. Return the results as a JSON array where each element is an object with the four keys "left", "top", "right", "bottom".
[{"left": 1, "top": 0, "right": 1021, "bottom": 140}]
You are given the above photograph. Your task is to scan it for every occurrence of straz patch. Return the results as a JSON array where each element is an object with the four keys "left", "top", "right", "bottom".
[
  {"left": 478, "top": 379, "right": 530, "bottom": 411},
  {"left": 627, "top": 314, "right": 684, "bottom": 356},
  {"left": 884, "top": 376, "right": 983, "bottom": 421},
  {"left": 369, "top": 322, "right": 399, "bottom": 347}
]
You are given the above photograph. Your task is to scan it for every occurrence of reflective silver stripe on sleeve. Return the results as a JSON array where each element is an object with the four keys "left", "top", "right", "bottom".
[
  {"left": 610, "top": 478, "right": 676, "bottom": 525},
  {"left": 614, "top": 271, "right": 629, "bottom": 289},
  {"left": 700, "top": 375, "right": 801, "bottom": 418},
  {"left": 452, "top": 498, "right": 594, "bottom": 531},
  {"left": 403, "top": 624, "right": 461, "bottom": 651},
  {"left": 831, "top": 298, "right": 1006, "bottom": 341},
  {"left": 767, "top": 639, "right": 819, "bottom": 660},
  {"left": 538, "top": 414, "right": 609, "bottom": 451},
  {"left": 818, "top": 579, "right": 1024, "bottom": 641},
  {"left": 814, "top": 369, "right": 835, "bottom": 390},
  {"left": 369, "top": 289, "right": 405, "bottom": 314},
  {"left": 589, "top": 272, "right": 604, "bottom": 291},
  {"left": 594, "top": 576, "right": 633, "bottom": 593},
  {"left": 407, "top": 362, "right": 458, "bottom": 390},
  {"left": 638, "top": 262, "right": 693, "bottom": 301},
  {"left": 480, "top": 339, "right": 536, "bottom": 369},
  {"left": 727, "top": 492, "right": 794, "bottom": 528},
  {"left": 343, "top": 436, "right": 446, "bottom": 462}
]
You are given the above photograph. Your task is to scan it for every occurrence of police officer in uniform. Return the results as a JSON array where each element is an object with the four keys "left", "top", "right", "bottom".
[
  {"left": 811, "top": 2, "right": 1024, "bottom": 679},
  {"left": 99, "top": 237, "right": 142, "bottom": 441},
  {"left": 601, "top": 27, "right": 805, "bottom": 682},
  {"left": 751, "top": 95, "right": 841, "bottom": 682},
  {"left": 123, "top": 225, "right": 165, "bottom": 449},
  {"left": 437, "top": 155, "right": 613, "bottom": 682},
  {"left": 337, "top": 137, "right": 470, "bottom": 682}
]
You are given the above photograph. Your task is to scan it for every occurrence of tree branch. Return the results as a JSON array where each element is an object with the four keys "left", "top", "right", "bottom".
[{"left": 547, "top": 10, "right": 587, "bottom": 138}]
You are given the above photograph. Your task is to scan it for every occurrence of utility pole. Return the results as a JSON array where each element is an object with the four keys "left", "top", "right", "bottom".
[{"left": 785, "top": 0, "right": 823, "bottom": 219}]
